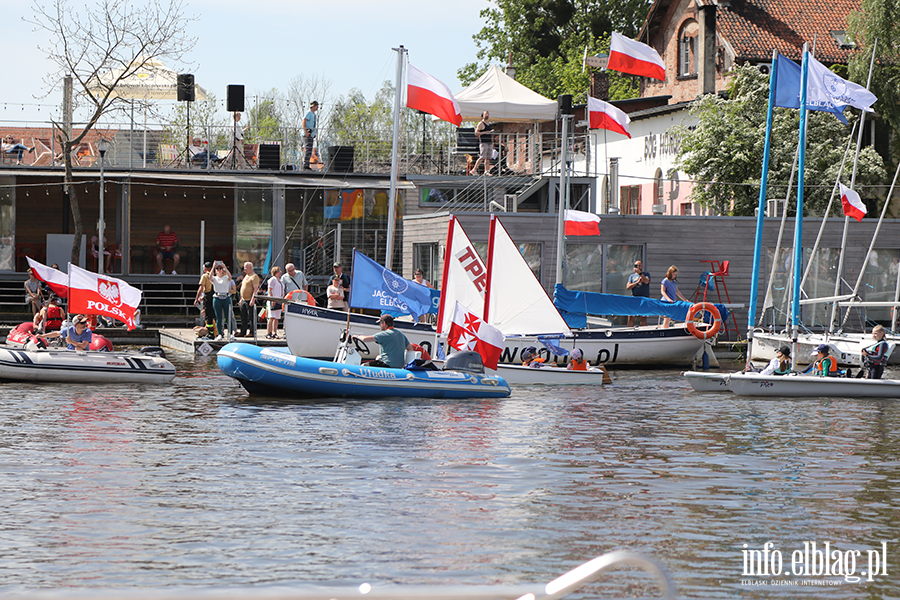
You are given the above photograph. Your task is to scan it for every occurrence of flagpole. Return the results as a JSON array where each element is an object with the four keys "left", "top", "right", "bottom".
[
  {"left": 555, "top": 113, "right": 572, "bottom": 284},
  {"left": 790, "top": 45, "right": 810, "bottom": 370},
  {"left": 385, "top": 45, "right": 406, "bottom": 271},
  {"left": 346, "top": 248, "right": 356, "bottom": 333},
  {"left": 484, "top": 215, "right": 498, "bottom": 323},
  {"left": 747, "top": 49, "right": 778, "bottom": 353},
  {"left": 435, "top": 216, "right": 456, "bottom": 336}
]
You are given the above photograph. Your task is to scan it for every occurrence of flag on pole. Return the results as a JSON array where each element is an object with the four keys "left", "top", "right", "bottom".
[
  {"left": 774, "top": 53, "right": 877, "bottom": 124},
  {"left": 447, "top": 301, "right": 504, "bottom": 370},
  {"left": 67, "top": 263, "right": 142, "bottom": 329},
  {"left": 839, "top": 183, "right": 867, "bottom": 222},
  {"left": 587, "top": 97, "right": 631, "bottom": 138},
  {"left": 349, "top": 250, "right": 433, "bottom": 321},
  {"left": 406, "top": 63, "right": 462, "bottom": 126},
  {"left": 26, "top": 257, "right": 69, "bottom": 298},
  {"left": 607, "top": 32, "right": 666, "bottom": 81},
  {"left": 564, "top": 209, "right": 601, "bottom": 236}
]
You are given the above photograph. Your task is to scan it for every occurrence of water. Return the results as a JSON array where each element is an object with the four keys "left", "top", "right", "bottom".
[{"left": 1, "top": 354, "right": 898, "bottom": 599}]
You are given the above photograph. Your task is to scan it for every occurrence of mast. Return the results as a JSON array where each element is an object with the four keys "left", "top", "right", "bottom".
[
  {"left": 384, "top": 45, "right": 406, "bottom": 270},
  {"left": 790, "top": 45, "right": 810, "bottom": 370},
  {"left": 435, "top": 215, "right": 456, "bottom": 335},
  {"left": 555, "top": 114, "right": 572, "bottom": 284},
  {"left": 483, "top": 214, "right": 498, "bottom": 323}
]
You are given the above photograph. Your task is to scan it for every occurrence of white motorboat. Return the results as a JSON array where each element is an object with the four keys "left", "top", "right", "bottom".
[
  {"left": 0, "top": 345, "right": 176, "bottom": 384},
  {"left": 726, "top": 372, "right": 900, "bottom": 398}
]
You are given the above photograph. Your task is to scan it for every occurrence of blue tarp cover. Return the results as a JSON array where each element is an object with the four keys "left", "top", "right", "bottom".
[{"left": 553, "top": 284, "right": 729, "bottom": 329}]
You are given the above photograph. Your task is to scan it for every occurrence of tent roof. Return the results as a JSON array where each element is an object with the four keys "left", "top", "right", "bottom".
[
  {"left": 88, "top": 58, "right": 208, "bottom": 101},
  {"left": 454, "top": 65, "right": 557, "bottom": 123}
]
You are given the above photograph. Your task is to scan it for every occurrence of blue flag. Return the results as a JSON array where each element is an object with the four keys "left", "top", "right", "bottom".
[
  {"left": 773, "top": 53, "right": 876, "bottom": 125},
  {"left": 349, "top": 251, "right": 434, "bottom": 320}
]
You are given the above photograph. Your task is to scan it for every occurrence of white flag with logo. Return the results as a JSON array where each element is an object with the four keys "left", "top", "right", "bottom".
[{"left": 67, "top": 263, "right": 142, "bottom": 329}]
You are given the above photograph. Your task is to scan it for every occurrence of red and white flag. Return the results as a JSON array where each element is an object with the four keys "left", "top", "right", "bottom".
[
  {"left": 67, "top": 263, "right": 142, "bottom": 330},
  {"left": 839, "top": 183, "right": 867, "bottom": 222},
  {"left": 607, "top": 32, "right": 666, "bottom": 81},
  {"left": 26, "top": 257, "right": 69, "bottom": 298},
  {"left": 588, "top": 96, "right": 631, "bottom": 138},
  {"left": 406, "top": 63, "right": 462, "bottom": 126},
  {"left": 447, "top": 301, "right": 504, "bottom": 370},
  {"left": 564, "top": 209, "right": 601, "bottom": 236}
]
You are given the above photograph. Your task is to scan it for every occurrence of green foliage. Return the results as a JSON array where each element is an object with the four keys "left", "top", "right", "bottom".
[
  {"left": 459, "top": 0, "right": 647, "bottom": 100},
  {"left": 164, "top": 93, "right": 229, "bottom": 149},
  {"left": 675, "top": 64, "right": 887, "bottom": 216},
  {"left": 246, "top": 91, "right": 283, "bottom": 143}
]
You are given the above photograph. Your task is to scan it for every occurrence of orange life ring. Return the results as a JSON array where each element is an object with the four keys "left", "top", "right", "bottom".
[
  {"left": 286, "top": 289, "right": 317, "bottom": 307},
  {"left": 685, "top": 302, "right": 722, "bottom": 339}
]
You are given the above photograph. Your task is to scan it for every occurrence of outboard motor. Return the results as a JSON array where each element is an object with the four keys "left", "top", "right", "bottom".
[
  {"left": 443, "top": 351, "right": 486, "bottom": 374},
  {"left": 139, "top": 346, "right": 167, "bottom": 359},
  {"left": 89, "top": 334, "right": 114, "bottom": 352}
]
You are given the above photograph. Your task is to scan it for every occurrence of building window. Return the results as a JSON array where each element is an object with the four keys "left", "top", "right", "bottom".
[
  {"left": 678, "top": 21, "right": 698, "bottom": 77},
  {"left": 621, "top": 185, "right": 641, "bottom": 215},
  {"left": 414, "top": 242, "right": 439, "bottom": 286},
  {"left": 680, "top": 202, "right": 692, "bottom": 215}
]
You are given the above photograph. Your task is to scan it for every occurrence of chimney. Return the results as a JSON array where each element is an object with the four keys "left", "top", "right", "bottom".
[
  {"left": 591, "top": 71, "right": 610, "bottom": 100},
  {"left": 506, "top": 52, "right": 517, "bottom": 80},
  {"left": 698, "top": 3, "right": 717, "bottom": 96}
]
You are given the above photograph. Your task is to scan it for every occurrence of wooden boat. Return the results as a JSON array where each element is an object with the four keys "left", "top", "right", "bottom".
[
  {"left": 0, "top": 346, "right": 176, "bottom": 384},
  {"left": 726, "top": 372, "right": 900, "bottom": 398},
  {"left": 217, "top": 343, "right": 510, "bottom": 399}
]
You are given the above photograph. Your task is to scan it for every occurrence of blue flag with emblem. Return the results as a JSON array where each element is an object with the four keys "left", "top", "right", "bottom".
[{"left": 349, "top": 250, "right": 434, "bottom": 321}]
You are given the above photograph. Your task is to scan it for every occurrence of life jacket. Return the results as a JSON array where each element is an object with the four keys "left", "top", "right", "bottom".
[
  {"left": 569, "top": 358, "right": 588, "bottom": 371},
  {"left": 815, "top": 356, "right": 838, "bottom": 376},
  {"left": 523, "top": 357, "right": 545, "bottom": 368},
  {"left": 45, "top": 305, "right": 64, "bottom": 331}
]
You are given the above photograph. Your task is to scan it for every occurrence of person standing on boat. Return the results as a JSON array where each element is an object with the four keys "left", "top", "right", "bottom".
[
  {"left": 40, "top": 314, "right": 92, "bottom": 350},
  {"left": 473, "top": 111, "right": 493, "bottom": 176},
  {"left": 660, "top": 265, "right": 688, "bottom": 328},
  {"left": 626, "top": 260, "right": 650, "bottom": 327},
  {"left": 237, "top": 262, "right": 261, "bottom": 338},
  {"left": 861, "top": 325, "right": 889, "bottom": 380},
  {"left": 195, "top": 262, "right": 215, "bottom": 339},
  {"left": 355, "top": 314, "right": 415, "bottom": 369},
  {"left": 812, "top": 344, "right": 839, "bottom": 377},
  {"left": 326, "top": 275, "right": 347, "bottom": 311},
  {"left": 33, "top": 295, "right": 66, "bottom": 334},
  {"left": 210, "top": 262, "right": 236, "bottom": 340}
]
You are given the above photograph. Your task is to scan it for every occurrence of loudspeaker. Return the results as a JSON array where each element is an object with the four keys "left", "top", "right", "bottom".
[
  {"left": 177, "top": 73, "right": 195, "bottom": 102},
  {"left": 227, "top": 84, "right": 245, "bottom": 112},
  {"left": 557, "top": 94, "right": 573, "bottom": 116},
  {"left": 327, "top": 145, "right": 354, "bottom": 173},
  {"left": 258, "top": 144, "right": 281, "bottom": 170}
]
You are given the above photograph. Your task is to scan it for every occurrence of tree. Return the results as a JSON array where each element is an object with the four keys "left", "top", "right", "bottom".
[
  {"left": 30, "top": 0, "right": 196, "bottom": 264},
  {"left": 459, "top": 0, "right": 648, "bottom": 101},
  {"left": 164, "top": 93, "right": 229, "bottom": 151},
  {"left": 283, "top": 74, "right": 333, "bottom": 164},
  {"left": 848, "top": 0, "right": 900, "bottom": 163},
  {"left": 675, "top": 64, "right": 886, "bottom": 216}
]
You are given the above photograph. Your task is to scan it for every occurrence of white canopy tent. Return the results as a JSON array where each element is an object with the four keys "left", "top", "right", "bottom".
[{"left": 453, "top": 65, "right": 557, "bottom": 123}]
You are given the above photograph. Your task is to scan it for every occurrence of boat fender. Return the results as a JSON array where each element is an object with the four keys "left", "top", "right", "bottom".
[
  {"left": 686, "top": 302, "right": 722, "bottom": 340},
  {"left": 89, "top": 335, "right": 114, "bottom": 352},
  {"left": 140, "top": 346, "right": 168, "bottom": 359}
]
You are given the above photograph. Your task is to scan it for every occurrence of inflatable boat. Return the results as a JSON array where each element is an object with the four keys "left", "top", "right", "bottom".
[
  {"left": 0, "top": 346, "right": 176, "bottom": 384},
  {"left": 217, "top": 343, "right": 511, "bottom": 399}
]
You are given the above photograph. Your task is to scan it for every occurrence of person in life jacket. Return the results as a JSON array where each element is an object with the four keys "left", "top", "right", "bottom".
[
  {"left": 812, "top": 344, "right": 839, "bottom": 377},
  {"left": 521, "top": 346, "right": 545, "bottom": 368},
  {"left": 33, "top": 295, "right": 66, "bottom": 334},
  {"left": 861, "top": 325, "right": 890, "bottom": 380},
  {"left": 567, "top": 347, "right": 588, "bottom": 371}
]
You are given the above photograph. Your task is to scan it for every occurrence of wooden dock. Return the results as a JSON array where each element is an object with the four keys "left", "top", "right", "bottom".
[{"left": 159, "top": 329, "right": 288, "bottom": 355}]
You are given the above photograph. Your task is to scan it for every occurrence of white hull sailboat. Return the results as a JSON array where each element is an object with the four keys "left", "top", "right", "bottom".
[{"left": 726, "top": 372, "right": 900, "bottom": 398}]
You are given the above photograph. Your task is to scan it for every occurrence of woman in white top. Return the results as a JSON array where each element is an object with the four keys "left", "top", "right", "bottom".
[
  {"left": 265, "top": 266, "right": 284, "bottom": 339},
  {"left": 210, "top": 262, "right": 236, "bottom": 340},
  {"left": 327, "top": 275, "right": 347, "bottom": 311}
]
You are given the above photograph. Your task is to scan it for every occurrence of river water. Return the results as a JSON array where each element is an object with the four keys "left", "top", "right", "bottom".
[{"left": 1, "top": 353, "right": 897, "bottom": 599}]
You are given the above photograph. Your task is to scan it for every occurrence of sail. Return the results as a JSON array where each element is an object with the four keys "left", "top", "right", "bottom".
[
  {"left": 437, "top": 216, "right": 489, "bottom": 334},
  {"left": 485, "top": 216, "right": 571, "bottom": 335}
]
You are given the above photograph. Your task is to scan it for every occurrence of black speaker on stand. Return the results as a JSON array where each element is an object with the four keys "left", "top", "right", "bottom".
[
  {"left": 557, "top": 94, "right": 573, "bottom": 118},
  {"left": 227, "top": 85, "right": 245, "bottom": 112},
  {"left": 258, "top": 144, "right": 281, "bottom": 170},
  {"left": 176, "top": 74, "right": 195, "bottom": 167}
]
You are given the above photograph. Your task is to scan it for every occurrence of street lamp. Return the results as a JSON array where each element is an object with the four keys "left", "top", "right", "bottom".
[{"left": 97, "top": 138, "right": 109, "bottom": 274}]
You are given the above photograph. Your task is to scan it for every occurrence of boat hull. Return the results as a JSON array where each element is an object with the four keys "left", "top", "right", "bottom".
[
  {"left": 217, "top": 343, "right": 511, "bottom": 399},
  {"left": 488, "top": 364, "right": 610, "bottom": 385},
  {"left": 284, "top": 303, "right": 705, "bottom": 367},
  {"left": 751, "top": 332, "right": 899, "bottom": 367},
  {"left": 683, "top": 371, "right": 732, "bottom": 392},
  {"left": 726, "top": 373, "right": 900, "bottom": 398},
  {"left": 0, "top": 346, "right": 176, "bottom": 384}
]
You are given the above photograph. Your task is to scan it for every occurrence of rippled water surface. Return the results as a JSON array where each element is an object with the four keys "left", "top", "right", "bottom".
[{"left": 1, "top": 353, "right": 898, "bottom": 599}]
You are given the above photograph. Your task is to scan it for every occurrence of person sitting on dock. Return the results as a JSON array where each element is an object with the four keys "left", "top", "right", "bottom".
[
  {"left": 566, "top": 348, "right": 587, "bottom": 371},
  {"left": 33, "top": 295, "right": 66, "bottom": 334},
  {"left": 861, "top": 325, "right": 889, "bottom": 380},
  {"left": 39, "top": 314, "right": 92, "bottom": 351},
  {"left": 354, "top": 314, "right": 415, "bottom": 369},
  {"left": 521, "top": 346, "right": 545, "bottom": 368},
  {"left": 811, "top": 344, "right": 839, "bottom": 377}
]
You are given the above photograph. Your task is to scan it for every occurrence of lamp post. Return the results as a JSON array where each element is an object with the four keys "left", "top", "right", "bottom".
[{"left": 97, "top": 138, "right": 109, "bottom": 274}]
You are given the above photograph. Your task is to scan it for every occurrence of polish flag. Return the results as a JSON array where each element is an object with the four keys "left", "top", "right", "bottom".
[
  {"left": 588, "top": 96, "right": 631, "bottom": 138},
  {"left": 564, "top": 210, "right": 601, "bottom": 236},
  {"left": 839, "top": 183, "right": 867, "bottom": 222},
  {"left": 27, "top": 257, "right": 69, "bottom": 298},
  {"left": 67, "top": 263, "right": 142, "bottom": 330},
  {"left": 406, "top": 63, "right": 462, "bottom": 126},
  {"left": 447, "top": 301, "right": 504, "bottom": 370},
  {"left": 607, "top": 32, "right": 666, "bottom": 81}
]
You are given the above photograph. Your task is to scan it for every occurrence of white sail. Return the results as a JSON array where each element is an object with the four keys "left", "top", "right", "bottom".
[
  {"left": 437, "top": 216, "right": 489, "bottom": 334},
  {"left": 485, "top": 216, "right": 571, "bottom": 336}
]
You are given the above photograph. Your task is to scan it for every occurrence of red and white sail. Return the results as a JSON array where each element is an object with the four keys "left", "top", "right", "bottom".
[
  {"left": 67, "top": 263, "right": 142, "bottom": 330},
  {"left": 26, "top": 257, "right": 69, "bottom": 298},
  {"left": 406, "top": 63, "right": 462, "bottom": 126},
  {"left": 437, "top": 216, "right": 489, "bottom": 334},
  {"left": 607, "top": 32, "right": 666, "bottom": 81}
]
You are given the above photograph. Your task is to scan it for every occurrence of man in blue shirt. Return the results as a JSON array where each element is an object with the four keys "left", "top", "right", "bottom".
[
  {"left": 625, "top": 260, "right": 650, "bottom": 327},
  {"left": 355, "top": 314, "right": 415, "bottom": 368},
  {"left": 39, "top": 314, "right": 93, "bottom": 350},
  {"left": 302, "top": 101, "right": 319, "bottom": 170}
]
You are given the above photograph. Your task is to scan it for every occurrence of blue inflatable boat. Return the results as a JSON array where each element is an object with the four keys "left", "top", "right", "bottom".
[{"left": 217, "top": 343, "right": 511, "bottom": 399}]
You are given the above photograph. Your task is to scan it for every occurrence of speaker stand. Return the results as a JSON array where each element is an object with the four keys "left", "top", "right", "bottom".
[
  {"left": 410, "top": 111, "right": 440, "bottom": 174},
  {"left": 219, "top": 113, "right": 249, "bottom": 170}
]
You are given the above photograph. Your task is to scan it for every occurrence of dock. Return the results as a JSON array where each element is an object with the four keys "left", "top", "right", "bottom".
[{"left": 159, "top": 329, "right": 288, "bottom": 355}]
